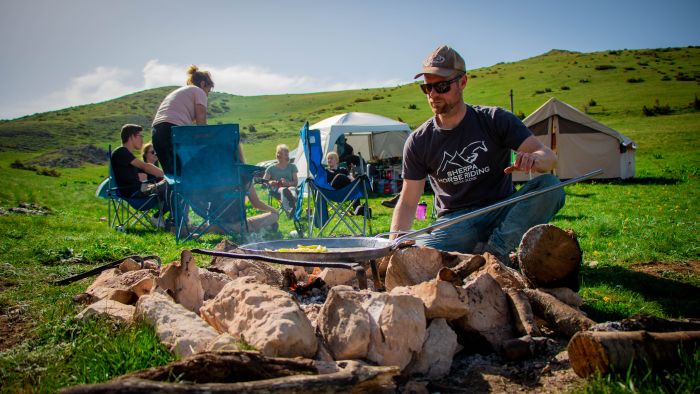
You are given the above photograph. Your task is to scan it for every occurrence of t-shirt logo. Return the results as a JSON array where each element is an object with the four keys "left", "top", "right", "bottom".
[
  {"left": 436, "top": 141, "right": 490, "bottom": 185},
  {"left": 438, "top": 141, "right": 487, "bottom": 172}
]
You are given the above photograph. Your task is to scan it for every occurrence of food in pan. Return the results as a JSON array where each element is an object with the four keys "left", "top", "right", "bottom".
[{"left": 272, "top": 244, "right": 329, "bottom": 253}]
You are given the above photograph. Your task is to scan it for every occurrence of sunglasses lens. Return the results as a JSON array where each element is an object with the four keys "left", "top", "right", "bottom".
[
  {"left": 419, "top": 84, "right": 430, "bottom": 94},
  {"left": 434, "top": 81, "right": 451, "bottom": 94}
]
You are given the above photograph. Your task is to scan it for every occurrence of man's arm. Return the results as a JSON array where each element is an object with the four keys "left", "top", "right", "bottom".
[
  {"left": 504, "top": 136, "right": 557, "bottom": 174},
  {"left": 389, "top": 178, "right": 425, "bottom": 239},
  {"left": 248, "top": 185, "right": 276, "bottom": 213},
  {"left": 130, "top": 159, "right": 164, "bottom": 178}
]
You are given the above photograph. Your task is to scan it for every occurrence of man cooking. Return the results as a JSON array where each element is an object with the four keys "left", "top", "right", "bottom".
[{"left": 390, "top": 45, "right": 565, "bottom": 266}]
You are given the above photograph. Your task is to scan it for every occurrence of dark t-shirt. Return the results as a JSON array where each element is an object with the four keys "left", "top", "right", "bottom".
[
  {"left": 403, "top": 104, "right": 532, "bottom": 216},
  {"left": 111, "top": 146, "right": 141, "bottom": 197}
]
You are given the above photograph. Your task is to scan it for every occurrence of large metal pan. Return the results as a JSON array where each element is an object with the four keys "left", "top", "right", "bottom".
[{"left": 238, "top": 169, "right": 603, "bottom": 263}]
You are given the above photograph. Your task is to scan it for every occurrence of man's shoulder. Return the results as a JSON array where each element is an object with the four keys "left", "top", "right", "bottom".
[{"left": 410, "top": 117, "right": 435, "bottom": 140}]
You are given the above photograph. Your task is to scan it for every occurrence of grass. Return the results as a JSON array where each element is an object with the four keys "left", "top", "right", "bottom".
[{"left": 0, "top": 46, "right": 699, "bottom": 392}]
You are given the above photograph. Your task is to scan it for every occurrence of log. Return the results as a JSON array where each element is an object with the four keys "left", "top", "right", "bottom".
[
  {"left": 505, "top": 288, "right": 541, "bottom": 337},
  {"left": 60, "top": 352, "right": 399, "bottom": 393},
  {"left": 437, "top": 254, "right": 486, "bottom": 286},
  {"left": 568, "top": 330, "right": 700, "bottom": 378},
  {"left": 517, "top": 224, "right": 581, "bottom": 290},
  {"left": 523, "top": 288, "right": 595, "bottom": 338}
]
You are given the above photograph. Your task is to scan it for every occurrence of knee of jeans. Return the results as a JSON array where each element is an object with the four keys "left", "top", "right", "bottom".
[{"left": 536, "top": 174, "right": 561, "bottom": 187}]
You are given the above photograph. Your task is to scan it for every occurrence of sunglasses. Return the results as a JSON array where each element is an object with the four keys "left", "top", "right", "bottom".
[{"left": 419, "top": 75, "right": 463, "bottom": 94}]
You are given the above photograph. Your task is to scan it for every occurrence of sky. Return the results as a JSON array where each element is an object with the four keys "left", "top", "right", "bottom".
[{"left": 0, "top": 0, "right": 698, "bottom": 120}]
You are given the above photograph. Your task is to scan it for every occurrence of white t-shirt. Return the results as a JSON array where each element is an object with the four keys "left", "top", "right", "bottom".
[{"left": 152, "top": 85, "right": 208, "bottom": 126}]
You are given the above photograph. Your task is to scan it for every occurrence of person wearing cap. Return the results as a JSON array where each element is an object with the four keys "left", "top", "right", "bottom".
[{"left": 390, "top": 45, "right": 564, "bottom": 266}]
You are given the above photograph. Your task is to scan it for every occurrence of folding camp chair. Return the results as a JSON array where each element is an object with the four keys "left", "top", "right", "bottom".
[
  {"left": 170, "top": 124, "right": 261, "bottom": 242},
  {"left": 102, "top": 145, "right": 165, "bottom": 232},
  {"left": 294, "top": 122, "right": 372, "bottom": 237}
]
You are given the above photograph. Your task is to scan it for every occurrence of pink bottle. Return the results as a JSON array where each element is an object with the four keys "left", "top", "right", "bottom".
[{"left": 416, "top": 201, "right": 427, "bottom": 220}]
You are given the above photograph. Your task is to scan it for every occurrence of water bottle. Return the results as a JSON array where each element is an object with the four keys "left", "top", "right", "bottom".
[{"left": 416, "top": 201, "right": 428, "bottom": 220}]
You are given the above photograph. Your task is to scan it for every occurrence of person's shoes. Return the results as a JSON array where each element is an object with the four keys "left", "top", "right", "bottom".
[
  {"left": 381, "top": 194, "right": 400, "bottom": 208},
  {"left": 354, "top": 205, "right": 372, "bottom": 218}
]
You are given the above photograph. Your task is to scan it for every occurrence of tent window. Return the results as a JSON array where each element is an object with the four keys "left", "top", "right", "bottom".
[
  {"left": 558, "top": 117, "right": 600, "bottom": 134},
  {"left": 528, "top": 120, "right": 548, "bottom": 136}
]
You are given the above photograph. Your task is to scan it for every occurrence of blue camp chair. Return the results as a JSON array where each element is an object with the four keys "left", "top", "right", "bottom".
[
  {"left": 101, "top": 145, "right": 165, "bottom": 232},
  {"left": 294, "top": 122, "right": 371, "bottom": 237},
  {"left": 170, "top": 124, "right": 262, "bottom": 242}
]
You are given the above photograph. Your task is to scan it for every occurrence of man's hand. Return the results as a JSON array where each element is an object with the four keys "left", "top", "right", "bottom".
[{"left": 504, "top": 152, "right": 539, "bottom": 174}]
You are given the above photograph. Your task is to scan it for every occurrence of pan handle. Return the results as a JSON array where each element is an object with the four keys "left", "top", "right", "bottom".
[{"left": 393, "top": 169, "right": 603, "bottom": 246}]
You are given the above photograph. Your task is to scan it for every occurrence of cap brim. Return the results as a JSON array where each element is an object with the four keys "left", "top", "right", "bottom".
[{"left": 414, "top": 67, "right": 458, "bottom": 79}]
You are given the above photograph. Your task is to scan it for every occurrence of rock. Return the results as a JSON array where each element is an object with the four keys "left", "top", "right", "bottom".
[
  {"left": 362, "top": 291, "right": 426, "bottom": 370},
  {"left": 83, "top": 287, "right": 136, "bottom": 305},
  {"left": 210, "top": 255, "right": 283, "bottom": 287},
  {"left": 405, "top": 318, "right": 459, "bottom": 379},
  {"left": 142, "top": 259, "right": 160, "bottom": 271},
  {"left": 199, "top": 276, "right": 317, "bottom": 358},
  {"left": 76, "top": 299, "right": 135, "bottom": 323},
  {"left": 453, "top": 272, "right": 514, "bottom": 351},
  {"left": 118, "top": 258, "right": 141, "bottom": 272},
  {"left": 391, "top": 279, "right": 467, "bottom": 320},
  {"left": 318, "top": 268, "right": 357, "bottom": 288},
  {"left": 384, "top": 247, "right": 446, "bottom": 290},
  {"left": 156, "top": 250, "right": 204, "bottom": 313},
  {"left": 135, "top": 292, "right": 227, "bottom": 358},
  {"left": 199, "top": 269, "right": 231, "bottom": 300},
  {"left": 300, "top": 303, "right": 323, "bottom": 329},
  {"left": 206, "top": 333, "right": 241, "bottom": 352},
  {"left": 317, "top": 285, "right": 372, "bottom": 360}
]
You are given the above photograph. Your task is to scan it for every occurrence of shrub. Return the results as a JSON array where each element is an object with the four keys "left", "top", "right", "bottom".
[
  {"left": 675, "top": 72, "right": 696, "bottom": 81},
  {"left": 579, "top": 78, "right": 590, "bottom": 83},
  {"left": 661, "top": 75, "right": 672, "bottom": 81},
  {"left": 627, "top": 78, "right": 645, "bottom": 83},
  {"left": 595, "top": 64, "right": 617, "bottom": 71},
  {"left": 354, "top": 97, "right": 370, "bottom": 103},
  {"left": 37, "top": 168, "right": 61, "bottom": 177},
  {"left": 693, "top": 95, "right": 700, "bottom": 111},
  {"left": 642, "top": 99, "right": 672, "bottom": 116},
  {"left": 516, "top": 111, "right": 526, "bottom": 120},
  {"left": 372, "top": 95, "right": 384, "bottom": 100},
  {"left": 408, "top": 104, "right": 418, "bottom": 110},
  {"left": 624, "top": 67, "right": 636, "bottom": 71},
  {"left": 561, "top": 86, "right": 570, "bottom": 90},
  {"left": 545, "top": 88, "right": 552, "bottom": 93},
  {"left": 247, "top": 124, "right": 257, "bottom": 132},
  {"left": 588, "top": 99, "right": 597, "bottom": 107},
  {"left": 534, "top": 90, "right": 545, "bottom": 95},
  {"left": 638, "top": 61, "right": 649, "bottom": 66},
  {"left": 519, "top": 76, "right": 525, "bottom": 80}
]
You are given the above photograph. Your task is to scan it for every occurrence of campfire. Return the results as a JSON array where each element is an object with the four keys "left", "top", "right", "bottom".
[{"left": 64, "top": 225, "right": 700, "bottom": 392}]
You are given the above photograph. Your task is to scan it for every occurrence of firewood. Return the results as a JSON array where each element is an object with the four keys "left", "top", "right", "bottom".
[
  {"left": 517, "top": 224, "right": 581, "bottom": 290},
  {"left": 505, "top": 288, "right": 541, "bottom": 337},
  {"left": 568, "top": 330, "right": 700, "bottom": 378},
  {"left": 523, "top": 288, "right": 595, "bottom": 338},
  {"left": 436, "top": 254, "right": 485, "bottom": 285},
  {"left": 60, "top": 352, "right": 399, "bottom": 393}
]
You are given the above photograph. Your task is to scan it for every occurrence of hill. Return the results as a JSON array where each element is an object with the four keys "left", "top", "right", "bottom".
[{"left": 0, "top": 46, "right": 698, "bottom": 164}]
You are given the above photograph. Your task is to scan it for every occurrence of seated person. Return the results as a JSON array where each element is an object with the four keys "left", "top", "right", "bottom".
[
  {"left": 325, "top": 151, "right": 353, "bottom": 189},
  {"left": 326, "top": 151, "right": 369, "bottom": 217},
  {"left": 263, "top": 144, "right": 298, "bottom": 216},
  {"left": 111, "top": 124, "right": 170, "bottom": 221},
  {"left": 139, "top": 142, "right": 163, "bottom": 183}
]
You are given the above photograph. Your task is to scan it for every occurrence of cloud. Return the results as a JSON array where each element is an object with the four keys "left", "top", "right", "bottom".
[{"left": 1, "top": 60, "right": 408, "bottom": 119}]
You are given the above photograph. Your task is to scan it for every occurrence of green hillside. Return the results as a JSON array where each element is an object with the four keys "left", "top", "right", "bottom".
[{"left": 0, "top": 46, "right": 698, "bottom": 164}]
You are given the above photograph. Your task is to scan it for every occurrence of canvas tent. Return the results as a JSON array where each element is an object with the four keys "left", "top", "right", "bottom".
[
  {"left": 514, "top": 98, "right": 636, "bottom": 181},
  {"left": 292, "top": 112, "right": 412, "bottom": 181}
]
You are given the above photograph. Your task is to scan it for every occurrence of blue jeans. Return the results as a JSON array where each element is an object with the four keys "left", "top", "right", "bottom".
[{"left": 416, "top": 174, "right": 565, "bottom": 255}]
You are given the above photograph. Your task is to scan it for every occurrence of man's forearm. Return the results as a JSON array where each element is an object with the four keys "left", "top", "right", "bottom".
[
  {"left": 533, "top": 149, "right": 557, "bottom": 172},
  {"left": 390, "top": 201, "right": 415, "bottom": 236}
]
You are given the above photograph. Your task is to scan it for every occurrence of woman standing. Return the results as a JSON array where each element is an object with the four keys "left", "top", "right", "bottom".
[{"left": 151, "top": 65, "right": 213, "bottom": 176}]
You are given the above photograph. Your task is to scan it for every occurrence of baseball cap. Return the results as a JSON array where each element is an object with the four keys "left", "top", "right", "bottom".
[{"left": 414, "top": 45, "right": 466, "bottom": 79}]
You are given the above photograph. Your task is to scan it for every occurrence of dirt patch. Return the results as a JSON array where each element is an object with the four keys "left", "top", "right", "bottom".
[
  {"left": 0, "top": 202, "right": 53, "bottom": 216},
  {"left": 0, "top": 280, "right": 32, "bottom": 352},
  {"left": 424, "top": 339, "right": 582, "bottom": 393},
  {"left": 28, "top": 144, "right": 108, "bottom": 168},
  {"left": 630, "top": 260, "right": 700, "bottom": 284}
]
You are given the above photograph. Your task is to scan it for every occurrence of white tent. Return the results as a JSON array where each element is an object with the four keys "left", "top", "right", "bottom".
[
  {"left": 514, "top": 98, "right": 636, "bottom": 181},
  {"left": 292, "top": 112, "right": 412, "bottom": 181}
]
